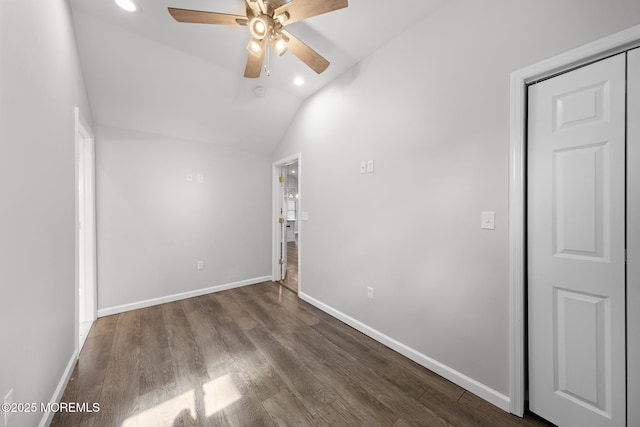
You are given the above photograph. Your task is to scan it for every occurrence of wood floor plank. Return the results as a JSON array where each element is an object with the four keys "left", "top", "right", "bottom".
[
  {"left": 50, "top": 329, "right": 115, "bottom": 427},
  {"left": 227, "top": 344, "right": 285, "bottom": 403},
  {"left": 184, "top": 307, "right": 233, "bottom": 371},
  {"left": 457, "top": 392, "right": 551, "bottom": 427},
  {"left": 312, "top": 396, "right": 375, "bottom": 427},
  {"left": 214, "top": 363, "right": 276, "bottom": 427},
  {"left": 279, "top": 322, "right": 399, "bottom": 426},
  {"left": 258, "top": 282, "right": 321, "bottom": 326},
  {"left": 55, "top": 282, "right": 552, "bottom": 427},
  {"left": 209, "top": 291, "right": 260, "bottom": 331},
  {"left": 244, "top": 326, "right": 337, "bottom": 415},
  {"left": 311, "top": 320, "right": 429, "bottom": 399},
  {"left": 417, "top": 386, "right": 491, "bottom": 427},
  {"left": 139, "top": 305, "right": 174, "bottom": 398},
  {"left": 229, "top": 286, "right": 288, "bottom": 332},
  {"left": 163, "top": 301, "right": 210, "bottom": 393},
  {"left": 86, "top": 314, "right": 118, "bottom": 339},
  {"left": 262, "top": 389, "right": 315, "bottom": 426},
  {"left": 285, "top": 320, "right": 444, "bottom": 426},
  {"left": 91, "top": 310, "right": 141, "bottom": 426}
]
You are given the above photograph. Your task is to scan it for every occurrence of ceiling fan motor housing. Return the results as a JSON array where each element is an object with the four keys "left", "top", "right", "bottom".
[{"left": 168, "top": 0, "right": 348, "bottom": 77}]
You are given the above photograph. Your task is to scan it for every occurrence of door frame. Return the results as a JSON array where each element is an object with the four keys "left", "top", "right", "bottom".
[
  {"left": 74, "top": 107, "right": 97, "bottom": 354},
  {"left": 508, "top": 24, "right": 640, "bottom": 416},
  {"left": 272, "top": 153, "right": 302, "bottom": 287}
]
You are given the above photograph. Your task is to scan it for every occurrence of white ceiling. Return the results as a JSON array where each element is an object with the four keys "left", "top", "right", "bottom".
[{"left": 70, "top": 0, "right": 447, "bottom": 150}]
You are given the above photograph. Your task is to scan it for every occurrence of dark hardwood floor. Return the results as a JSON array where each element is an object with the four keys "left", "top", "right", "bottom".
[
  {"left": 281, "top": 241, "right": 298, "bottom": 293},
  {"left": 52, "top": 282, "right": 551, "bottom": 426}
]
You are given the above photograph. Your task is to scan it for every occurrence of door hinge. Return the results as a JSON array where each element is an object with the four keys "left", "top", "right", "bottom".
[
  {"left": 279, "top": 176, "right": 285, "bottom": 183},
  {"left": 278, "top": 217, "right": 285, "bottom": 224},
  {"left": 279, "top": 258, "right": 284, "bottom": 265}
]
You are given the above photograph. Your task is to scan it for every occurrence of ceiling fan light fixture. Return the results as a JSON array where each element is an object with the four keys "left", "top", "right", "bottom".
[
  {"left": 276, "top": 12, "right": 290, "bottom": 25},
  {"left": 115, "top": 0, "right": 136, "bottom": 12},
  {"left": 249, "top": 16, "right": 269, "bottom": 40},
  {"left": 271, "top": 33, "right": 289, "bottom": 56},
  {"left": 247, "top": 39, "right": 263, "bottom": 56}
]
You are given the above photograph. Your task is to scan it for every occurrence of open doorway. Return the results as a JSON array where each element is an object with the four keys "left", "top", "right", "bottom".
[
  {"left": 75, "top": 108, "right": 97, "bottom": 352},
  {"left": 272, "top": 155, "right": 301, "bottom": 294},
  {"left": 282, "top": 161, "right": 299, "bottom": 292}
]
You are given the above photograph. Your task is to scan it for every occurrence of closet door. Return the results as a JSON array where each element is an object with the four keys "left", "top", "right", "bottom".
[
  {"left": 527, "top": 53, "right": 626, "bottom": 426},
  {"left": 628, "top": 47, "right": 640, "bottom": 427}
]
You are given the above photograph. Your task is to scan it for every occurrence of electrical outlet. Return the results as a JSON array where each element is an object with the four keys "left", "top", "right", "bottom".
[
  {"left": 367, "top": 287, "right": 374, "bottom": 299},
  {"left": 196, "top": 261, "right": 204, "bottom": 270},
  {"left": 481, "top": 211, "right": 495, "bottom": 230},
  {"left": 4, "top": 389, "right": 13, "bottom": 426}
]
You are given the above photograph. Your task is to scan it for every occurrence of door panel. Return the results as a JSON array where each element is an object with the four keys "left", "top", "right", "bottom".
[
  {"left": 628, "top": 47, "right": 640, "bottom": 427},
  {"left": 554, "top": 288, "right": 608, "bottom": 413},
  {"left": 553, "top": 143, "right": 607, "bottom": 258},
  {"left": 528, "top": 53, "right": 626, "bottom": 426}
]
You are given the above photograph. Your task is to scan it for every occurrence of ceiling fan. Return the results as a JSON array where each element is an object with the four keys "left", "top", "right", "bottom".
[{"left": 168, "top": 0, "right": 348, "bottom": 78}]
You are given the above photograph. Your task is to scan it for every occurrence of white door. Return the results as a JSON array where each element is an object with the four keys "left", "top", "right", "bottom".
[
  {"left": 628, "top": 47, "right": 640, "bottom": 427},
  {"left": 528, "top": 53, "right": 626, "bottom": 426}
]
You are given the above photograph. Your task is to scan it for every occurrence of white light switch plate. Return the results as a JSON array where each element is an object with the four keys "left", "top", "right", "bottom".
[
  {"left": 481, "top": 211, "right": 495, "bottom": 230},
  {"left": 367, "top": 160, "right": 374, "bottom": 173},
  {"left": 360, "top": 162, "right": 366, "bottom": 174}
]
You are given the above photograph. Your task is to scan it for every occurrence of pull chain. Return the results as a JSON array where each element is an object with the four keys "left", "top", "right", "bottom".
[{"left": 264, "top": 41, "right": 271, "bottom": 77}]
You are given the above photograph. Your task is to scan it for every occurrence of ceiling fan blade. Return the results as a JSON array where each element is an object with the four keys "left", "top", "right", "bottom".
[
  {"left": 275, "top": 0, "right": 348, "bottom": 26},
  {"left": 244, "top": 40, "right": 266, "bottom": 78},
  {"left": 281, "top": 30, "right": 329, "bottom": 74},
  {"left": 168, "top": 8, "right": 247, "bottom": 26},
  {"left": 245, "top": 0, "right": 267, "bottom": 15}
]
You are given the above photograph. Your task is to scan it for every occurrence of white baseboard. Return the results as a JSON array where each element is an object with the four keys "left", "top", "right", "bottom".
[
  {"left": 298, "top": 292, "right": 511, "bottom": 412},
  {"left": 98, "top": 276, "right": 272, "bottom": 317},
  {"left": 38, "top": 349, "right": 79, "bottom": 427}
]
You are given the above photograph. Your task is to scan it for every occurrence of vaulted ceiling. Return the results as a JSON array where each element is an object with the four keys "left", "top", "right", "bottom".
[{"left": 70, "top": 0, "right": 447, "bottom": 150}]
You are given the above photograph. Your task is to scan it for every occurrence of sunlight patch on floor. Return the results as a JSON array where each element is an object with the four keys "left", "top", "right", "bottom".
[
  {"left": 121, "top": 374, "right": 241, "bottom": 426},
  {"left": 203, "top": 374, "right": 242, "bottom": 417},
  {"left": 122, "top": 390, "right": 195, "bottom": 427}
]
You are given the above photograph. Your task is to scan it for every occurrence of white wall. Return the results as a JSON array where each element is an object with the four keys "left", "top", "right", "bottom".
[
  {"left": 0, "top": 0, "right": 93, "bottom": 426},
  {"left": 96, "top": 126, "right": 272, "bottom": 313},
  {"left": 273, "top": 0, "right": 640, "bottom": 404}
]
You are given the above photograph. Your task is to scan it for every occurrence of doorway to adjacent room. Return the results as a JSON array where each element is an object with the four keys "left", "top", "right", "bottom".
[{"left": 272, "top": 154, "right": 301, "bottom": 294}]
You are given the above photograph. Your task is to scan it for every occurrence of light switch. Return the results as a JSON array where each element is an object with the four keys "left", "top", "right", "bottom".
[
  {"left": 197, "top": 174, "right": 204, "bottom": 183},
  {"left": 186, "top": 173, "right": 193, "bottom": 182},
  {"left": 481, "top": 211, "right": 495, "bottom": 230},
  {"left": 367, "top": 160, "right": 374, "bottom": 173},
  {"left": 360, "top": 162, "right": 366, "bottom": 174}
]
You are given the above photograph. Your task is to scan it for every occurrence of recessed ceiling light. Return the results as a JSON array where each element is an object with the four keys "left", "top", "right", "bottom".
[
  {"left": 115, "top": 0, "right": 136, "bottom": 12},
  {"left": 293, "top": 77, "right": 304, "bottom": 86}
]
